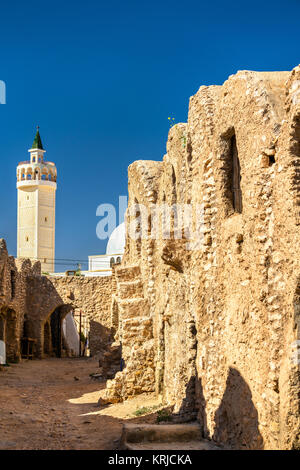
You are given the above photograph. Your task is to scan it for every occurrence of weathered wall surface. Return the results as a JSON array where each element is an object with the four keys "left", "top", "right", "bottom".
[
  {"left": 23, "top": 273, "right": 115, "bottom": 357},
  {"left": 2, "top": 67, "right": 300, "bottom": 450},
  {"left": 49, "top": 275, "right": 114, "bottom": 356},
  {"left": 101, "top": 265, "right": 155, "bottom": 403},
  {"left": 103, "top": 68, "right": 300, "bottom": 450},
  {"left": 0, "top": 237, "right": 116, "bottom": 360},
  {"left": 0, "top": 239, "right": 41, "bottom": 362}
]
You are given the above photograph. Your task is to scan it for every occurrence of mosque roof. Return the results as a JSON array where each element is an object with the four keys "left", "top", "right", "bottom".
[{"left": 106, "top": 222, "right": 125, "bottom": 255}]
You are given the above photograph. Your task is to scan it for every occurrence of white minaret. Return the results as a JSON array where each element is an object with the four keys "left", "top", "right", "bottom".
[{"left": 17, "top": 127, "right": 57, "bottom": 273}]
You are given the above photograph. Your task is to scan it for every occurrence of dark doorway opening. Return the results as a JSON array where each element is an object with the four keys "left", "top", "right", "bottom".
[
  {"left": 50, "top": 308, "right": 62, "bottom": 357},
  {"left": 43, "top": 321, "right": 51, "bottom": 355}
]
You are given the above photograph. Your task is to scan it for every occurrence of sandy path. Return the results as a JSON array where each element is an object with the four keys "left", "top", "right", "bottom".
[{"left": 0, "top": 357, "right": 126, "bottom": 450}]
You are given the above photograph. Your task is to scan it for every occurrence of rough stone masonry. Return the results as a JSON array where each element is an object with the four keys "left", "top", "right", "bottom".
[
  {"left": 99, "top": 67, "right": 300, "bottom": 450},
  {"left": 0, "top": 238, "right": 115, "bottom": 360}
]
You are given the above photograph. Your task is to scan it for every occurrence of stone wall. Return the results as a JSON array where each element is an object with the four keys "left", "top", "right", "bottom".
[
  {"left": 2, "top": 66, "right": 300, "bottom": 450},
  {"left": 101, "top": 265, "right": 155, "bottom": 403},
  {"left": 49, "top": 275, "right": 114, "bottom": 356},
  {"left": 0, "top": 239, "right": 41, "bottom": 362},
  {"left": 102, "top": 67, "right": 300, "bottom": 450},
  {"left": 0, "top": 237, "right": 116, "bottom": 360}
]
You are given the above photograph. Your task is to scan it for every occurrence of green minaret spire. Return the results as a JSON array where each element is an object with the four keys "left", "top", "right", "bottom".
[{"left": 32, "top": 126, "right": 44, "bottom": 150}]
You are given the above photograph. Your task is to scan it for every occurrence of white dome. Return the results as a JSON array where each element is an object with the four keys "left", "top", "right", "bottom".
[{"left": 106, "top": 222, "right": 125, "bottom": 255}]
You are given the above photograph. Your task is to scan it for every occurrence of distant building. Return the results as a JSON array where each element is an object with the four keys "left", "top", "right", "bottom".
[
  {"left": 85, "top": 222, "right": 125, "bottom": 276},
  {"left": 17, "top": 128, "right": 57, "bottom": 273}
]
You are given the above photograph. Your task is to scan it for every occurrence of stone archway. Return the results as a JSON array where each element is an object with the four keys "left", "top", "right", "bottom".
[
  {"left": 0, "top": 313, "right": 5, "bottom": 342},
  {"left": 50, "top": 308, "right": 62, "bottom": 357}
]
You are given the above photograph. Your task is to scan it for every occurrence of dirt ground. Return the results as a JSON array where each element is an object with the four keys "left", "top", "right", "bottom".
[{"left": 0, "top": 357, "right": 162, "bottom": 450}]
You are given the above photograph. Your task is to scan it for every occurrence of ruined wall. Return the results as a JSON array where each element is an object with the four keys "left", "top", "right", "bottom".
[
  {"left": 49, "top": 275, "right": 114, "bottom": 356},
  {"left": 0, "top": 239, "right": 41, "bottom": 362},
  {"left": 0, "top": 237, "right": 116, "bottom": 360},
  {"left": 104, "top": 67, "right": 300, "bottom": 450},
  {"left": 23, "top": 273, "right": 115, "bottom": 357},
  {"left": 185, "top": 69, "right": 300, "bottom": 450},
  {"left": 101, "top": 265, "right": 155, "bottom": 403}
]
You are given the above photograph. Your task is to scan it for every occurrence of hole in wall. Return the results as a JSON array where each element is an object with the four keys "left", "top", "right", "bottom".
[
  {"left": 220, "top": 129, "right": 243, "bottom": 215},
  {"left": 269, "top": 155, "right": 275, "bottom": 165}
]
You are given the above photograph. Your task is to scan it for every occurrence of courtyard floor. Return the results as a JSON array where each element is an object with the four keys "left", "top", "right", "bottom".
[{"left": 0, "top": 357, "right": 161, "bottom": 450}]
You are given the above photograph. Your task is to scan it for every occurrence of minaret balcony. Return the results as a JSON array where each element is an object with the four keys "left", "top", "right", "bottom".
[
  {"left": 17, "top": 179, "right": 57, "bottom": 189},
  {"left": 17, "top": 160, "right": 57, "bottom": 184}
]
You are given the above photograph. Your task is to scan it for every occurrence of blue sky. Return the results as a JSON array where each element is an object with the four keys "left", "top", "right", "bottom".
[{"left": 0, "top": 0, "right": 299, "bottom": 271}]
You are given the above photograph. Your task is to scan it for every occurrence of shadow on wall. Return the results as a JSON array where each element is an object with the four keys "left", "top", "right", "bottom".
[
  {"left": 89, "top": 320, "right": 114, "bottom": 357},
  {"left": 173, "top": 367, "right": 263, "bottom": 450},
  {"left": 212, "top": 367, "right": 264, "bottom": 450},
  {"left": 171, "top": 375, "right": 207, "bottom": 428}
]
